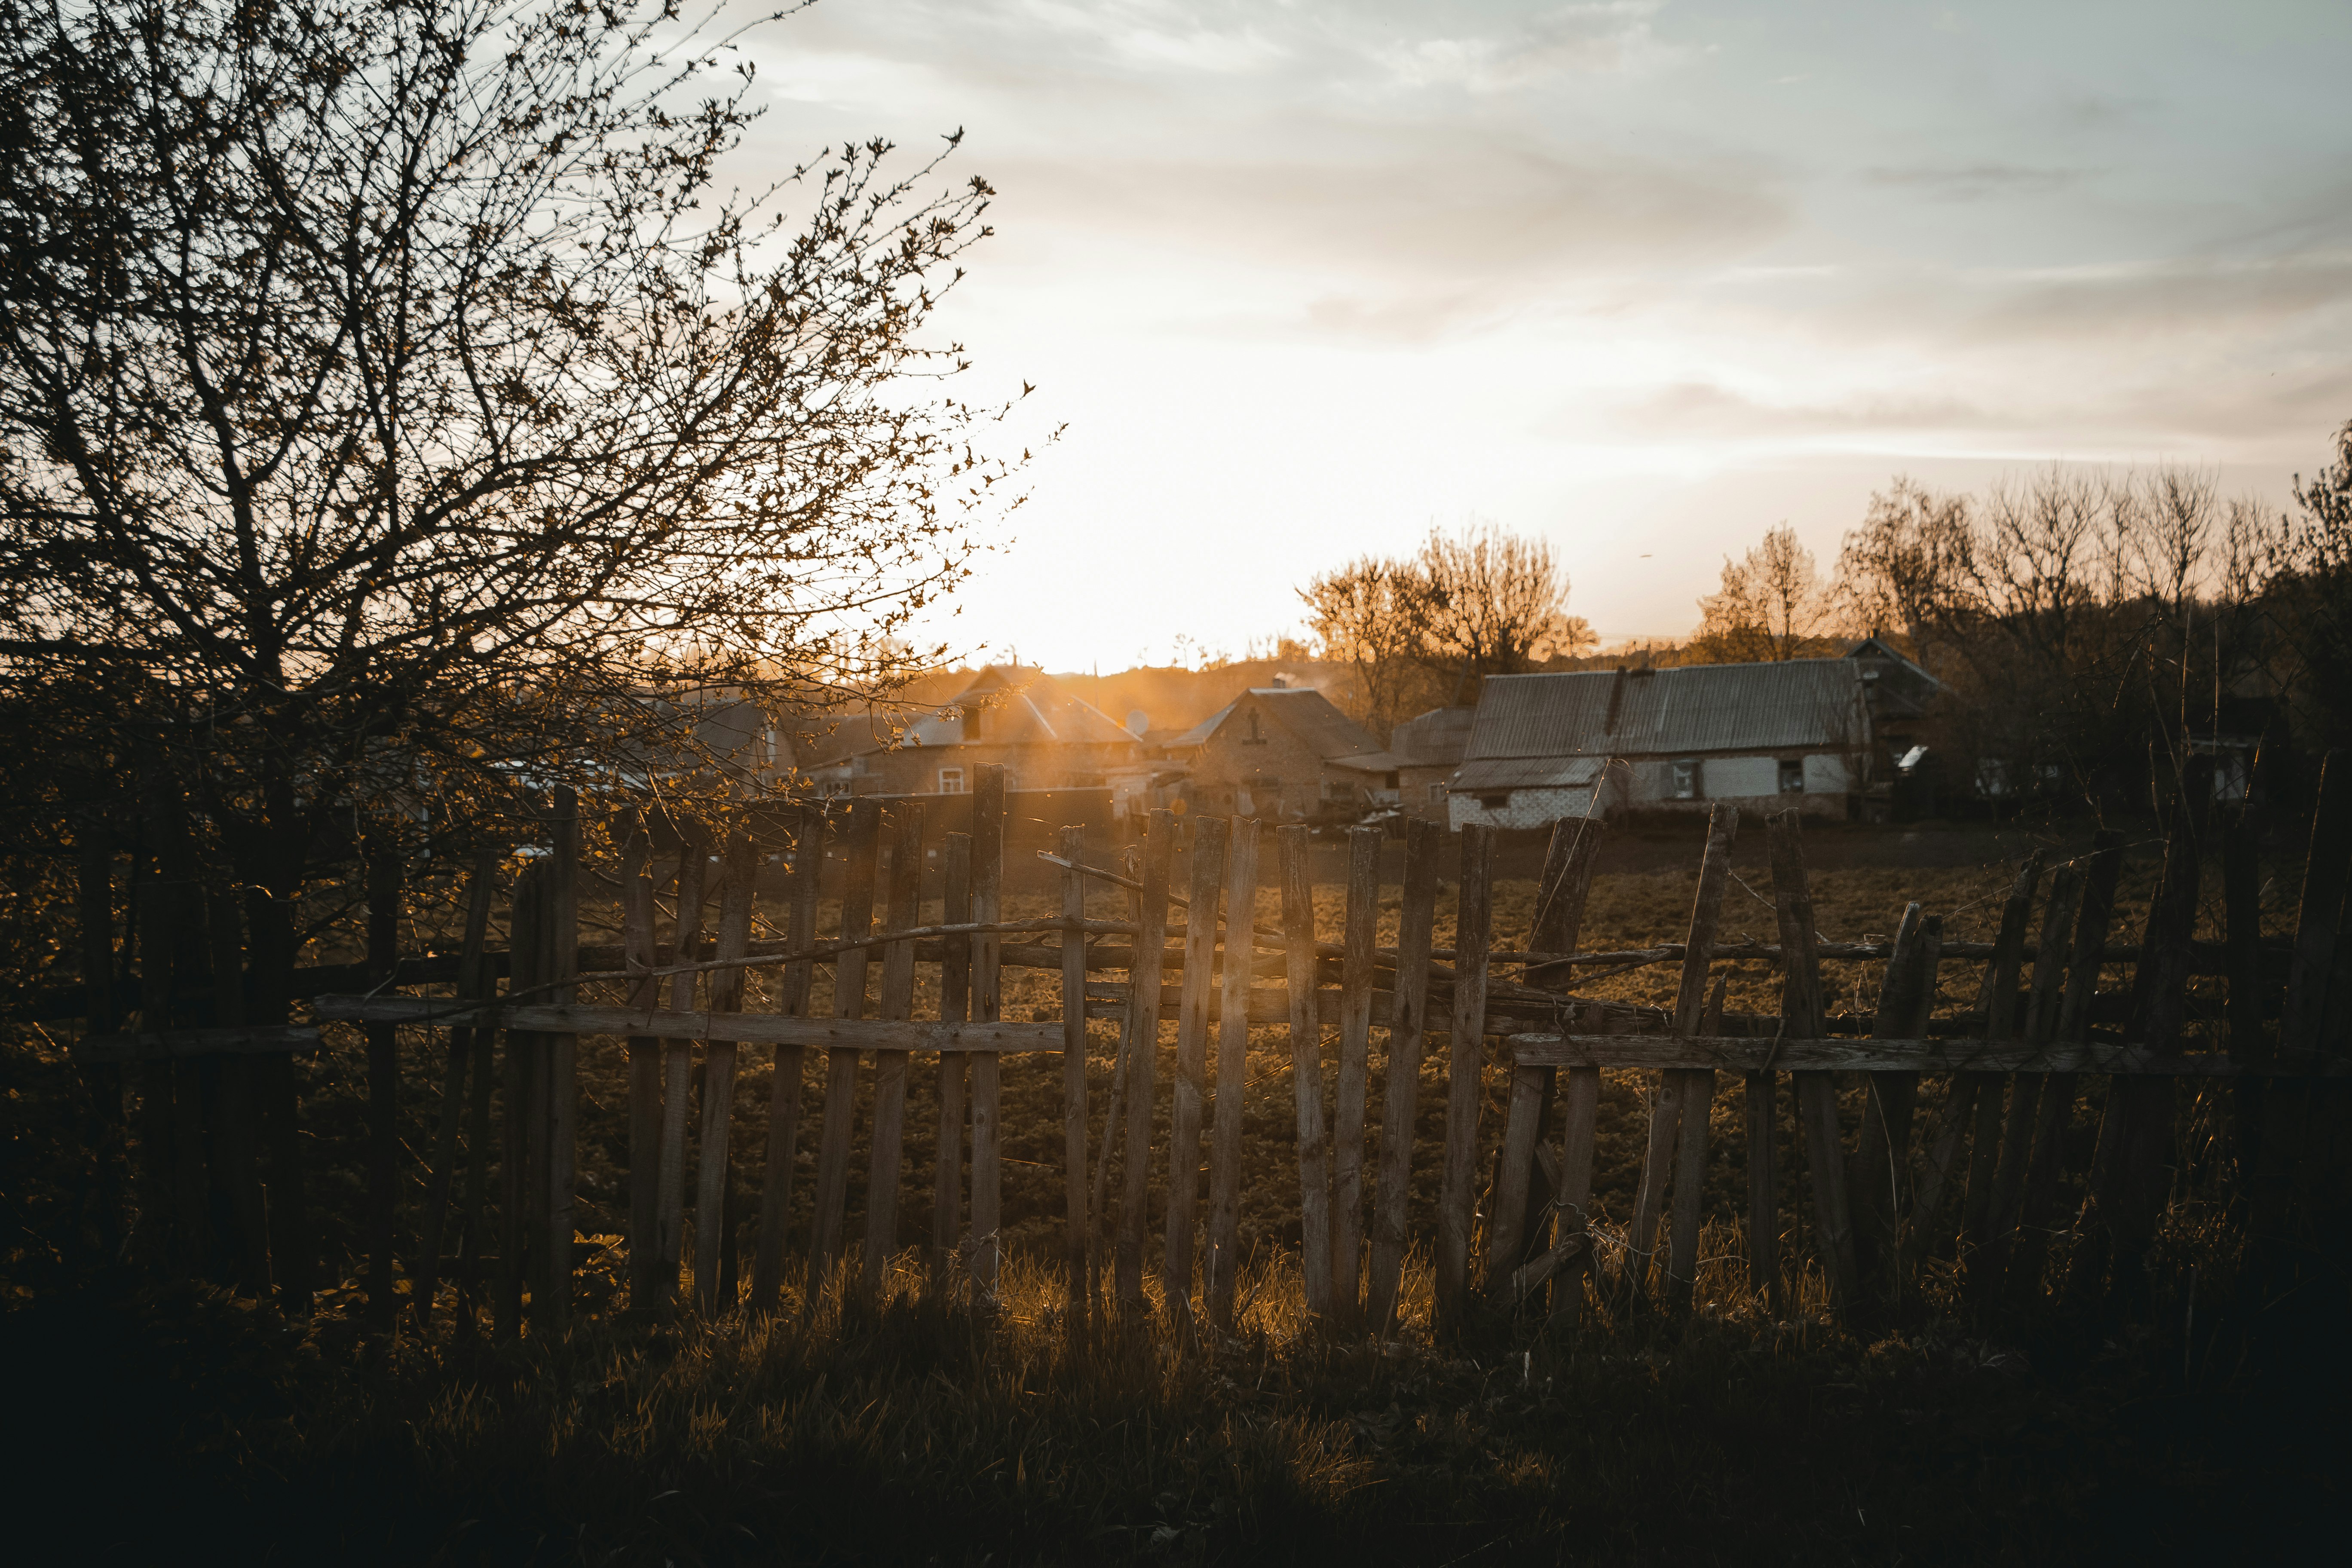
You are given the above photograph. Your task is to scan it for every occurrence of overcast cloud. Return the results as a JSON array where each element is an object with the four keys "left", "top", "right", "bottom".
[{"left": 713, "top": 1, "right": 2352, "bottom": 662}]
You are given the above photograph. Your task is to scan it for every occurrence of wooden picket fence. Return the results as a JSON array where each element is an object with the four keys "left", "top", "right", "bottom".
[{"left": 70, "top": 754, "right": 2352, "bottom": 1336}]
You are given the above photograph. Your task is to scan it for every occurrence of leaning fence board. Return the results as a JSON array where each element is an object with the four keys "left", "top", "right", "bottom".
[
  {"left": 1434, "top": 821, "right": 1492, "bottom": 1332},
  {"left": 655, "top": 820, "right": 710, "bottom": 1318},
  {"left": 1206, "top": 819, "right": 1261, "bottom": 1333},
  {"left": 1368, "top": 816, "right": 1442, "bottom": 1330},
  {"left": 1663, "top": 806, "right": 1738, "bottom": 1309},
  {"left": 1328, "top": 826, "right": 1381, "bottom": 1326},
  {"left": 1522, "top": 819, "right": 1608, "bottom": 1305},
  {"left": 542, "top": 790, "right": 582, "bottom": 1325},
  {"left": 1985, "top": 867, "right": 2081, "bottom": 1284},
  {"left": 1767, "top": 810, "right": 1859, "bottom": 1311},
  {"left": 1548, "top": 1003, "right": 1607, "bottom": 1326},
  {"left": 1282, "top": 824, "right": 1337, "bottom": 1320},
  {"left": 2281, "top": 752, "right": 2351, "bottom": 1056},
  {"left": 364, "top": 837, "right": 403, "bottom": 1333},
  {"left": 1164, "top": 815, "right": 1227, "bottom": 1316},
  {"left": 693, "top": 826, "right": 756, "bottom": 1313},
  {"left": 1947, "top": 853, "right": 2043, "bottom": 1284},
  {"left": 1849, "top": 903, "right": 1928, "bottom": 1281}
]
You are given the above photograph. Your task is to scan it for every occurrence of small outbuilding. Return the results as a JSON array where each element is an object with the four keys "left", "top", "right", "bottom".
[
  {"left": 800, "top": 665, "right": 1147, "bottom": 799},
  {"left": 1447, "top": 645, "right": 1937, "bottom": 830}
]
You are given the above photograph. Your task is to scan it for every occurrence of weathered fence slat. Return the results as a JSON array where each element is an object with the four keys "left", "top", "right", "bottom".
[
  {"left": 497, "top": 865, "right": 539, "bottom": 1340},
  {"left": 1116, "top": 810, "right": 1174, "bottom": 1311},
  {"left": 1527, "top": 818, "right": 1607, "bottom": 1308},
  {"left": 1626, "top": 806, "right": 1733, "bottom": 1305},
  {"left": 1369, "top": 816, "right": 1441, "bottom": 1330},
  {"left": 1669, "top": 972, "right": 1730, "bottom": 1309},
  {"left": 415, "top": 854, "right": 497, "bottom": 1332},
  {"left": 205, "top": 884, "right": 268, "bottom": 1292},
  {"left": 1549, "top": 1002, "right": 1608, "bottom": 1326},
  {"left": 1767, "top": 809, "right": 1858, "bottom": 1311},
  {"left": 2010, "top": 832, "right": 2124, "bottom": 1296},
  {"left": 1329, "top": 825, "right": 1381, "bottom": 1326},
  {"left": 364, "top": 834, "right": 403, "bottom": 1334},
  {"left": 810, "top": 799, "right": 879, "bottom": 1283},
  {"left": 968, "top": 766, "right": 1007, "bottom": 1295},
  {"left": 542, "top": 789, "right": 582, "bottom": 1326},
  {"left": 932, "top": 831, "right": 971, "bottom": 1282},
  {"left": 1664, "top": 806, "right": 1738, "bottom": 1309},
  {"left": 1435, "top": 821, "right": 1493, "bottom": 1332},
  {"left": 655, "top": 819, "right": 710, "bottom": 1319},
  {"left": 1945, "top": 852, "right": 2042, "bottom": 1286},
  {"left": 1206, "top": 818, "right": 1260, "bottom": 1333},
  {"left": 1985, "top": 866, "right": 2081, "bottom": 1287},
  {"left": 1850, "top": 903, "right": 1928, "bottom": 1282},
  {"left": 694, "top": 824, "right": 756, "bottom": 1313},
  {"left": 861, "top": 804, "right": 925, "bottom": 1297},
  {"left": 1281, "top": 824, "right": 1337, "bottom": 1321},
  {"left": 315, "top": 996, "right": 1064, "bottom": 1053},
  {"left": 1165, "top": 816, "right": 1227, "bottom": 1319},
  {"left": 620, "top": 826, "right": 664, "bottom": 1314},
  {"left": 1059, "top": 826, "right": 1090, "bottom": 1321},
  {"left": 1507, "top": 1036, "right": 2267, "bottom": 1074}
]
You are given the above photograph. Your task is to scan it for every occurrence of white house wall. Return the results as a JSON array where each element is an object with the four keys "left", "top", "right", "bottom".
[{"left": 1448, "top": 785, "right": 1604, "bottom": 833}]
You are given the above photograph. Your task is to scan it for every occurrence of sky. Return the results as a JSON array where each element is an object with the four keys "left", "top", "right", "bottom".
[{"left": 720, "top": 0, "right": 2352, "bottom": 668}]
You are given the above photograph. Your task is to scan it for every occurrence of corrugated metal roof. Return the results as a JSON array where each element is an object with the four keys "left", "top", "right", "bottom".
[
  {"left": 1466, "top": 659, "right": 1867, "bottom": 761},
  {"left": 1463, "top": 672, "right": 1620, "bottom": 759},
  {"left": 1450, "top": 756, "right": 1606, "bottom": 791}
]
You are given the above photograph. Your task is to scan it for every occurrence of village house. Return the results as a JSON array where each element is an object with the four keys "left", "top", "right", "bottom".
[
  {"left": 1166, "top": 680, "right": 1401, "bottom": 824},
  {"left": 1446, "top": 641, "right": 1938, "bottom": 831},
  {"left": 798, "top": 665, "right": 1149, "bottom": 801}
]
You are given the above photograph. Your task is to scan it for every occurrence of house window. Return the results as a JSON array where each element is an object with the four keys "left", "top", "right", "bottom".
[
  {"left": 1243, "top": 709, "right": 1265, "bottom": 744},
  {"left": 938, "top": 767, "right": 966, "bottom": 794},
  {"left": 961, "top": 707, "right": 983, "bottom": 741},
  {"left": 1427, "top": 783, "right": 1447, "bottom": 806},
  {"left": 1778, "top": 759, "right": 1804, "bottom": 793},
  {"left": 1671, "top": 760, "right": 1699, "bottom": 800},
  {"left": 1384, "top": 771, "right": 1399, "bottom": 789},
  {"left": 1478, "top": 792, "right": 1510, "bottom": 810}
]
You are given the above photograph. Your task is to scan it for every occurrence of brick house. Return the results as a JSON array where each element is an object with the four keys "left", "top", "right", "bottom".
[
  {"left": 800, "top": 665, "right": 1148, "bottom": 798},
  {"left": 1168, "top": 682, "right": 1401, "bottom": 824}
]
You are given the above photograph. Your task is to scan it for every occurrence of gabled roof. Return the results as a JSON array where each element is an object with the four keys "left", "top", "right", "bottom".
[
  {"left": 1466, "top": 658, "right": 1869, "bottom": 763},
  {"left": 800, "top": 666, "right": 1139, "bottom": 764},
  {"left": 1175, "top": 686, "right": 1401, "bottom": 772},
  {"left": 1390, "top": 706, "right": 1477, "bottom": 766}
]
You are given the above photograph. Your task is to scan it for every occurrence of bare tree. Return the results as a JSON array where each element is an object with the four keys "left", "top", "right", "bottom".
[
  {"left": 1403, "top": 522, "right": 1591, "bottom": 701},
  {"left": 1692, "top": 524, "right": 1845, "bottom": 662},
  {"left": 0, "top": 0, "right": 1033, "bottom": 993},
  {"left": 1298, "top": 556, "right": 1442, "bottom": 741}
]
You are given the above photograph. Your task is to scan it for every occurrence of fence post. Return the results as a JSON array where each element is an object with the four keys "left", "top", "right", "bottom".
[
  {"left": 694, "top": 822, "right": 756, "bottom": 1313},
  {"left": 969, "top": 767, "right": 1006, "bottom": 1298},
  {"left": 931, "top": 829, "right": 971, "bottom": 1286},
  {"left": 1368, "top": 815, "right": 1441, "bottom": 1331},
  {"left": 752, "top": 803, "right": 824, "bottom": 1314},
  {"left": 205, "top": 882, "right": 270, "bottom": 1293},
  {"left": 2079, "top": 801, "right": 2202, "bottom": 1314},
  {"left": 364, "top": 832, "right": 403, "bottom": 1335},
  {"left": 1329, "top": 826, "right": 1382, "bottom": 1327},
  {"left": 415, "top": 854, "right": 496, "bottom": 1333},
  {"left": 1165, "top": 815, "right": 1227, "bottom": 1325},
  {"left": 498, "top": 863, "right": 540, "bottom": 1340},
  {"left": 861, "top": 803, "right": 924, "bottom": 1297},
  {"left": 810, "top": 798, "right": 879, "bottom": 1285},
  {"left": 1936, "top": 854, "right": 2043, "bottom": 1287},
  {"left": 1434, "top": 821, "right": 1492, "bottom": 1333},
  {"left": 619, "top": 823, "right": 663, "bottom": 1314},
  {"left": 1767, "top": 809, "right": 1858, "bottom": 1313},
  {"left": 655, "top": 818, "right": 710, "bottom": 1320},
  {"left": 1206, "top": 818, "right": 1260, "bottom": 1333},
  {"left": 1115, "top": 809, "right": 1174, "bottom": 1312},
  {"left": 453, "top": 852, "right": 502, "bottom": 1334},
  {"left": 540, "top": 786, "right": 581, "bottom": 1326},
  {"left": 1281, "top": 823, "right": 1337, "bottom": 1323},
  {"left": 1060, "top": 824, "right": 1091, "bottom": 1324}
]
